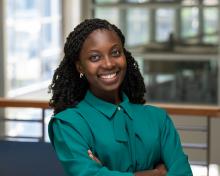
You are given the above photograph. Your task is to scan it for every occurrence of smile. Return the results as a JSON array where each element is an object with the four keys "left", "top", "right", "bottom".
[
  {"left": 99, "top": 73, "right": 117, "bottom": 79},
  {"left": 98, "top": 71, "right": 120, "bottom": 84}
]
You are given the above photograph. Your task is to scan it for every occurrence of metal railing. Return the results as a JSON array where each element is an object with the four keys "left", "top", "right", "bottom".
[{"left": 0, "top": 98, "right": 220, "bottom": 175}]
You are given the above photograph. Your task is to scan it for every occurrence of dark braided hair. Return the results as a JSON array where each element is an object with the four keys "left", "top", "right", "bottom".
[{"left": 49, "top": 18, "right": 146, "bottom": 114}]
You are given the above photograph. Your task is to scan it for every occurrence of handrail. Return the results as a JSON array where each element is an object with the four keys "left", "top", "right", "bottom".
[
  {"left": 0, "top": 98, "right": 50, "bottom": 108},
  {"left": 0, "top": 97, "right": 220, "bottom": 117},
  {"left": 150, "top": 103, "right": 220, "bottom": 117}
]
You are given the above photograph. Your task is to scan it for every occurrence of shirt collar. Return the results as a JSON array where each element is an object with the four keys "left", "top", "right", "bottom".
[{"left": 83, "top": 90, "right": 133, "bottom": 119}]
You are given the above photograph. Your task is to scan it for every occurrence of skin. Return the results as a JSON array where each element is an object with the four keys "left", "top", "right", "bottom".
[
  {"left": 76, "top": 29, "right": 127, "bottom": 104},
  {"left": 76, "top": 29, "right": 167, "bottom": 176},
  {"left": 88, "top": 150, "right": 167, "bottom": 176}
]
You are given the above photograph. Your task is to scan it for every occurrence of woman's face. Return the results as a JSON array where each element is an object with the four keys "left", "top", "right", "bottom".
[{"left": 76, "top": 29, "right": 127, "bottom": 96}]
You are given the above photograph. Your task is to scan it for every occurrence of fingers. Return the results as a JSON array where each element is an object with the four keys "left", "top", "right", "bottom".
[
  {"left": 88, "top": 150, "right": 101, "bottom": 164},
  {"left": 155, "top": 163, "right": 167, "bottom": 176}
]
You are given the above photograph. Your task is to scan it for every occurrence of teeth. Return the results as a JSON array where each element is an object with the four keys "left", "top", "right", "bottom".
[{"left": 100, "top": 73, "right": 116, "bottom": 79}]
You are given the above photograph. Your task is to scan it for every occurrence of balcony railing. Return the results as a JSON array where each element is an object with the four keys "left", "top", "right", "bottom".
[{"left": 0, "top": 98, "right": 220, "bottom": 176}]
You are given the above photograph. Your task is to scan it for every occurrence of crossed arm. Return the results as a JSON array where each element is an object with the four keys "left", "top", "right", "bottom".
[{"left": 87, "top": 150, "right": 167, "bottom": 176}]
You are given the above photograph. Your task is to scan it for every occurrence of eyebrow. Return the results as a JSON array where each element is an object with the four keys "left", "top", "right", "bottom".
[
  {"left": 111, "top": 44, "right": 121, "bottom": 49},
  {"left": 87, "top": 43, "right": 121, "bottom": 53}
]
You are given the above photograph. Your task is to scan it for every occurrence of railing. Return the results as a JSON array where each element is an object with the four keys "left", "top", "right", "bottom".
[
  {"left": 0, "top": 98, "right": 50, "bottom": 142},
  {"left": 0, "top": 98, "right": 220, "bottom": 176}
]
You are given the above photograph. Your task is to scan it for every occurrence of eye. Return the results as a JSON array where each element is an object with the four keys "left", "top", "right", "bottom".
[
  {"left": 90, "top": 54, "right": 101, "bottom": 62},
  {"left": 111, "top": 49, "right": 121, "bottom": 57}
]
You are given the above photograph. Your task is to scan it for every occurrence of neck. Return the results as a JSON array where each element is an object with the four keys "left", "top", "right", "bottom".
[{"left": 89, "top": 89, "right": 121, "bottom": 104}]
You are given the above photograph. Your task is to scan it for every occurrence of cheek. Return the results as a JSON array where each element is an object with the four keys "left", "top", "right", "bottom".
[
  {"left": 83, "top": 63, "right": 98, "bottom": 76},
  {"left": 121, "top": 56, "right": 127, "bottom": 70}
]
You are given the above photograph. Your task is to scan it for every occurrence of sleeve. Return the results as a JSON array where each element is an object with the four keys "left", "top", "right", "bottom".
[
  {"left": 160, "top": 113, "right": 193, "bottom": 176},
  {"left": 49, "top": 118, "right": 134, "bottom": 176}
]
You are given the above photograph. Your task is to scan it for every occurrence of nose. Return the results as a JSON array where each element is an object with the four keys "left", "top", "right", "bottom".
[{"left": 102, "top": 56, "right": 115, "bottom": 69}]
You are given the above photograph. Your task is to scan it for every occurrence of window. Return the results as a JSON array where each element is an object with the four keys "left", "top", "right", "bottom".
[
  {"left": 203, "top": 0, "right": 218, "bottom": 5},
  {"left": 4, "top": 0, "right": 62, "bottom": 142},
  {"left": 141, "top": 59, "right": 217, "bottom": 104},
  {"left": 203, "top": 8, "right": 218, "bottom": 43},
  {"left": 92, "top": 0, "right": 219, "bottom": 104},
  {"left": 181, "top": 7, "right": 199, "bottom": 39},
  {"left": 6, "top": 0, "right": 62, "bottom": 96},
  {"left": 126, "top": 8, "right": 149, "bottom": 45},
  {"left": 94, "top": 8, "right": 120, "bottom": 26},
  {"left": 156, "top": 9, "right": 174, "bottom": 42}
]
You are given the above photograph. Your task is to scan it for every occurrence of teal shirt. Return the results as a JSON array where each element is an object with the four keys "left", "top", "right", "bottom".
[{"left": 48, "top": 91, "right": 192, "bottom": 176}]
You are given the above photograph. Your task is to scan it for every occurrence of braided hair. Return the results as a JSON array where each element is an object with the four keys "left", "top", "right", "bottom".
[{"left": 49, "top": 18, "right": 146, "bottom": 114}]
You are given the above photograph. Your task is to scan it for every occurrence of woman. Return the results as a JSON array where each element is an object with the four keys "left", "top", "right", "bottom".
[{"left": 48, "top": 18, "right": 192, "bottom": 176}]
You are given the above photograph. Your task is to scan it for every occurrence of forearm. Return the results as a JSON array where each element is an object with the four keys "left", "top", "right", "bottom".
[
  {"left": 134, "top": 169, "right": 158, "bottom": 176},
  {"left": 89, "top": 151, "right": 166, "bottom": 176},
  {"left": 134, "top": 163, "right": 167, "bottom": 176}
]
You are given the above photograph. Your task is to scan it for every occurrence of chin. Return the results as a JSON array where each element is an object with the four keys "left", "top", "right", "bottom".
[{"left": 100, "top": 84, "right": 121, "bottom": 92}]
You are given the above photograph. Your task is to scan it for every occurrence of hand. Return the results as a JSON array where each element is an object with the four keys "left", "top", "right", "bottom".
[
  {"left": 88, "top": 150, "right": 102, "bottom": 165},
  {"left": 155, "top": 163, "right": 167, "bottom": 176},
  {"left": 134, "top": 170, "right": 158, "bottom": 176},
  {"left": 134, "top": 164, "right": 167, "bottom": 176}
]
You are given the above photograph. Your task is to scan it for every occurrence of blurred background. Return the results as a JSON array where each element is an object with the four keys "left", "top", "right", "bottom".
[{"left": 0, "top": 0, "right": 220, "bottom": 175}]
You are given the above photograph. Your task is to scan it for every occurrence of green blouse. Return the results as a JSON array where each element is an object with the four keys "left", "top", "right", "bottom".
[{"left": 48, "top": 91, "right": 192, "bottom": 176}]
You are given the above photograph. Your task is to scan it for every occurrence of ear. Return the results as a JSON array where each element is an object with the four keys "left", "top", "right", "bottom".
[{"left": 75, "top": 61, "right": 84, "bottom": 74}]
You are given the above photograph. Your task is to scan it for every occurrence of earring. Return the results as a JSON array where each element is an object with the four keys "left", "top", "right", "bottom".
[{"left": 80, "top": 73, "right": 83, "bottom": 78}]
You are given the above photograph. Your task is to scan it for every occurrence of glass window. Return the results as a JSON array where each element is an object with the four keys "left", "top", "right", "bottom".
[
  {"left": 126, "top": 8, "right": 149, "bottom": 46},
  {"left": 6, "top": 0, "right": 62, "bottom": 94},
  {"left": 203, "top": 0, "right": 218, "bottom": 5},
  {"left": 181, "top": 7, "right": 199, "bottom": 38},
  {"left": 156, "top": 0, "right": 174, "bottom": 1},
  {"left": 156, "top": 9, "right": 174, "bottom": 42},
  {"left": 4, "top": 0, "right": 62, "bottom": 142},
  {"left": 140, "top": 59, "right": 217, "bottom": 104},
  {"left": 52, "top": 0, "right": 61, "bottom": 16},
  {"left": 182, "top": 0, "right": 199, "bottom": 5},
  {"left": 127, "top": 0, "right": 149, "bottom": 2},
  {"left": 94, "top": 8, "right": 120, "bottom": 27},
  {"left": 42, "top": 0, "right": 51, "bottom": 17},
  {"left": 92, "top": 0, "right": 219, "bottom": 105},
  {"left": 203, "top": 8, "right": 218, "bottom": 44},
  {"left": 94, "top": 0, "right": 119, "bottom": 3}
]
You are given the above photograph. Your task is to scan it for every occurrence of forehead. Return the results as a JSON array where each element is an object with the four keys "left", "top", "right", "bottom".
[{"left": 82, "top": 29, "right": 122, "bottom": 50}]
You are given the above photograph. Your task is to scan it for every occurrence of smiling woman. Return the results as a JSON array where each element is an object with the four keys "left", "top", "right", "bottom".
[
  {"left": 48, "top": 18, "right": 192, "bottom": 176},
  {"left": 76, "top": 29, "right": 127, "bottom": 103}
]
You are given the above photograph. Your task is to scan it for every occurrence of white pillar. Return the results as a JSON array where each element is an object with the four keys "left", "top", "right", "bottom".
[
  {"left": 62, "top": 0, "right": 93, "bottom": 41},
  {"left": 62, "top": 0, "right": 81, "bottom": 40},
  {"left": 80, "top": 0, "right": 93, "bottom": 21}
]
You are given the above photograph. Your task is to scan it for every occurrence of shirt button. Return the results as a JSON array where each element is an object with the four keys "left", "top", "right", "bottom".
[{"left": 117, "top": 106, "right": 121, "bottom": 110}]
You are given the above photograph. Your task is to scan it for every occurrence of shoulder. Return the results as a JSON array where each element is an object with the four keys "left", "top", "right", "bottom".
[
  {"left": 54, "top": 108, "right": 80, "bottom": 120},
  {"left": 143, "top": 104, "right": 167, "bottom": 116},
  {"left": 51, "top": 103, "right": 96, "bottom": 129},
  {"left": 131, "top": 103, "right": 167, "bottom": 116},
  {"left": 48, "top": 107, "right": 93, "bottom": 145},
  {"left": 139, "top": 104, "right": 168, "bottom": 125},
  {"left": 49, "top": 105, "right": 92, "bottom": 132},
  {"left": 51, "top": 108, "right": 82, "bottom": 124}
]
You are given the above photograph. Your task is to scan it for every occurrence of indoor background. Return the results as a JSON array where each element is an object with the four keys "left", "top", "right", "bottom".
[{"left": 0, "top": 0, "right": 220, "bottom": 176}]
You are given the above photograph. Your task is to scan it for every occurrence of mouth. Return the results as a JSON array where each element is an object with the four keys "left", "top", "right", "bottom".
[
  {"left": 98, "top": 71, "right": 120, "bottom": 81},
  {"left": 99, "top": 72, "right": 117, "bottom": 79}
]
